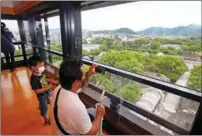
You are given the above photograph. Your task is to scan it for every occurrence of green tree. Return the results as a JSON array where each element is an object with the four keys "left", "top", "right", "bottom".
[
  {"left": 156, "top": 55, "right": 188, "bottom": 82},
  {"left": 100, "top": 50, "right": 145, "bottom": 74},
  {"left": 122, "top": 41, "right": 136, "bottom": 50},
  {"left": 90, "top": 73, "right": 117, "bottom": 93},
  {"left": 116, "top": 83, "right": 141, "bottom": 102},
  {"left": 51, "top": 44, "right": 62, "bottom": 52},
  {"left": 103, "top": 38, "right": 113, "bottom": 48},
  {"left": 143, "top": 55, "right": 159, "bottom": 72},
  {"left": 160, "top": 47, "right": 179, "bottom": 55},
  {"left": 181, "top": 38, "right": 201, "bottom": 53},
  {"left": 91, "top": 38, "right": 103, "bottom": 44},
  {"left": 151, "top": 41, "right": 160, "bottom": 49},
  {"left": 15, "top": 50, "right": 22, "bottom": 55},
  {"left": 181, "top": 45, "right": 190, "bottom": 51},
  {"left": 135, "top": 38, "right": 150, "bottom": 46},
  {"left": 159, "top": 39, "right": 182, "bottom": 44},
  {"left": 113, "top": 40, "right": 121, "bottom": 50},
  {"left": 90, "top": 48, "right": 101, "bottom": 55},
  {"left": 82, "top": 49, "right": 90, "bottom": 56},
  {"left": 100, "top": 44, "right": 108, "bottom": 51},
  {"left": 188, "top": 65, "right": 201, "bottom": 91}
]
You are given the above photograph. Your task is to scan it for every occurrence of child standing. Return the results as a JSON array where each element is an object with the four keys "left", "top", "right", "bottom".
[{"left": 29, "top": 55, "right": 57, "bottom": 124}]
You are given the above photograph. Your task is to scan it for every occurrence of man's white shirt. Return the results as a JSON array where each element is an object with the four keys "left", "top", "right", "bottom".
[{"left": 50, "top": 85, "right": 92, "bottom": 135}]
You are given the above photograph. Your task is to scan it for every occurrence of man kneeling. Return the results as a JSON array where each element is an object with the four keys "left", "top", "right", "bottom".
[{"left": 50, "top": 58, "right": 105, "bottom": 135}]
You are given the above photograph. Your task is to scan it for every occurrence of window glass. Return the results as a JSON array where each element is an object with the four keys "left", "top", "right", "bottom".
[
  {"left": 42, "top": 15, "right": 63, "bottom": 66},
  {"left": 1, "top": 20, "right": 23, "bottom": 61},
  {"left": 81, "top": 1, "right": 201, "bottom": 133},
  {"left": 47, "top": 16, "right": 62, "bottom": 52},
  {"left": 23, "top": 20, "right": 33, "bottom": 55}
]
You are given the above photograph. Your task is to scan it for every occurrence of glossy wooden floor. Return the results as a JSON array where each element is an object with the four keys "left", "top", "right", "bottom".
[{"left": 1, "top": 67, "right": 51, "bottom": 135}]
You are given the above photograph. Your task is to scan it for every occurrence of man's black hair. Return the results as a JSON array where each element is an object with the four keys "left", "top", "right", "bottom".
[
  {"left": 28, "top": 55, "right": 44, "bottom": 68},
  {"left": 1, "top": 22, "right": 6, "bottom": 29},
  {"left": 1, "top": 22, "right": 6, "bottom": 34},
  {"left": 59, "top": 58, "right": 83, "bottom": 90}
]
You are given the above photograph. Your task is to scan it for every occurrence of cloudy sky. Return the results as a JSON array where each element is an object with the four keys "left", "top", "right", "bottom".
[{"left": 2, "top": 1, "right": 201, "bottom": 32}]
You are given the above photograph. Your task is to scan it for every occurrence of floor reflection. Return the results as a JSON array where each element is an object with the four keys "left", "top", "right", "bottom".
[{"left": 1, "top": 67, "right": 52, "bottom": 135}]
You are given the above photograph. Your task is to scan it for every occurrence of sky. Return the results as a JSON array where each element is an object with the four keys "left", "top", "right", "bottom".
[{"left": 2, "top": 1, "right": 201, "bottom": 32}]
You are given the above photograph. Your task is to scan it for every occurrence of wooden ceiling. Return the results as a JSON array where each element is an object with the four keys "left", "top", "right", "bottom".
[{"left": 1, "top": 1, "right": 42, "bottom": 15}]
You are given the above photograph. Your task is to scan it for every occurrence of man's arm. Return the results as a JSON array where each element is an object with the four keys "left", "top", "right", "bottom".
[
  {"left": 85, "top": 105, "right": 105, "bottom": 135},
  {"left": 70, "top": 104, "right": 105, "bottom": 135},
  {"left": 85, "top": 113, "right": 103, "bottom": 135}
]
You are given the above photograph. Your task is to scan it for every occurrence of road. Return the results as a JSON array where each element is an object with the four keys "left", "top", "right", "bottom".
[
  {"left": 163, "top": 71, "right": 190, "bottom": 113},
  {"left": 184, "top": 59, "right": 201, "bottom": 70}
]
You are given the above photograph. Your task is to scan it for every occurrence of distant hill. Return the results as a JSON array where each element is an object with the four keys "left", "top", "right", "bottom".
[
  {"left": 114, "top": 28, "right": 136, "bottom": 34},
  {"left": 91, "top": 28, "right": 136, "bottom": 35},
  {"left": 136, "top": 24, "right": 201, "bottom": 37}
]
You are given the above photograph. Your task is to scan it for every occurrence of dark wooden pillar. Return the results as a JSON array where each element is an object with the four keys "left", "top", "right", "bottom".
[
  {"left": 59, "top": 1, "right": 82, "bottom": 59},
  {"left": 17, "top": 20, "right": 27, "bottom": 65},
  {"left": 28, "top": 16, "right": 37, "bottom": 55},
  {"left": 44, "top": 17, "right": 53, "bottom": 63}
]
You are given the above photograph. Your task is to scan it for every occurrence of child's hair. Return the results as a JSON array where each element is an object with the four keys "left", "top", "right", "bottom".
[
  {"left": 28, "top": 55, "right": 44, "bottom": 68},
  {"left": 59, "top": 57, "right": 83, "bottom": 90}
]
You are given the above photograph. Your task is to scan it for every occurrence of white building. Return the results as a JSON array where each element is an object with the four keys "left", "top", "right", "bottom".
[
  {"left": 136, "top": 88, "right": 164, "bottom": 113},
  {"left": 82, "top": 44, "right": 100, "bottom": 51}
]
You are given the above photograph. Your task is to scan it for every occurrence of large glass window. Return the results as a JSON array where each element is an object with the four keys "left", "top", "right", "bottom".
[
  {"left": 81, "top": 1, "right": 201, "bottom": 133},
  {"left": 41, "top": 15, "right": 62, "bottom": 67},
  {"left": 23, "top": 20, "right": 33, "bottom": 56},
  {"left": 1, "top": 20, "right": 23, "bottom": 61},
  {"left": 47, "top": 16, "right": 62, "bottom": 52},
  {"left": 1, "top": 20, "right": 20, "bottom": 42}
]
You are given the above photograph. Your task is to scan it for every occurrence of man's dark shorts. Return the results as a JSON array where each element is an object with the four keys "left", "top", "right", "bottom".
[{"left": 37, "top": 94, "right": 50, "bottom": 116}]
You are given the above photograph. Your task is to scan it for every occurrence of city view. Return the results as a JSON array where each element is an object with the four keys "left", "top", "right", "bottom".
[{"left": 2, "top": 1, "right": 201, "bottom": 134}]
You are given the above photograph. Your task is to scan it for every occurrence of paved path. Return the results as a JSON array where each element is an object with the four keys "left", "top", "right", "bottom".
[{"left": 163, "top": 71, "right": 190, "bottom": 113}]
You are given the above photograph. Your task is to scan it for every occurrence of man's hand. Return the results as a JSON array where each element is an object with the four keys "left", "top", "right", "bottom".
[
  {"left": 82, "top": 64, "right": 97, "bottom": 88},
  {"left": 48, "top": 78, "right": 59, "bottom": 85},
  {"left": 96, "top": 104, "right": 105, "bottom": 117},
  {"left": 87, "top": 64, "right": 97, "bottom": 76},
  {"left": 48, "top": 83, "right": 54, "bottom": 90}
]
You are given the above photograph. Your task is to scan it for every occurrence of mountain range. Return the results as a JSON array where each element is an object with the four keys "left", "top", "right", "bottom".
[
  {"left": 50, "top": 24, "right": 201, "bottom": 37},
  {"left": 87, "top": 24, "right": 201, "bottom": 37}
]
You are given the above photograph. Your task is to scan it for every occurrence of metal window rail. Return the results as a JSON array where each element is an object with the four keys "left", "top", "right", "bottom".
[
  {"left": 39, "top": 47, "right": 201, "bottom": 134},
  {"left": 1, "top": 53, "right": 32, "bottom": 59},
  {"left": 36, "top": 46, "right": 63, "bottom": 56}
]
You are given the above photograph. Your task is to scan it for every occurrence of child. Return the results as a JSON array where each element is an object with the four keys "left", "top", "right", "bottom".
[{"left": 29, "top": 55, "right": 58, "bottom": 124}]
